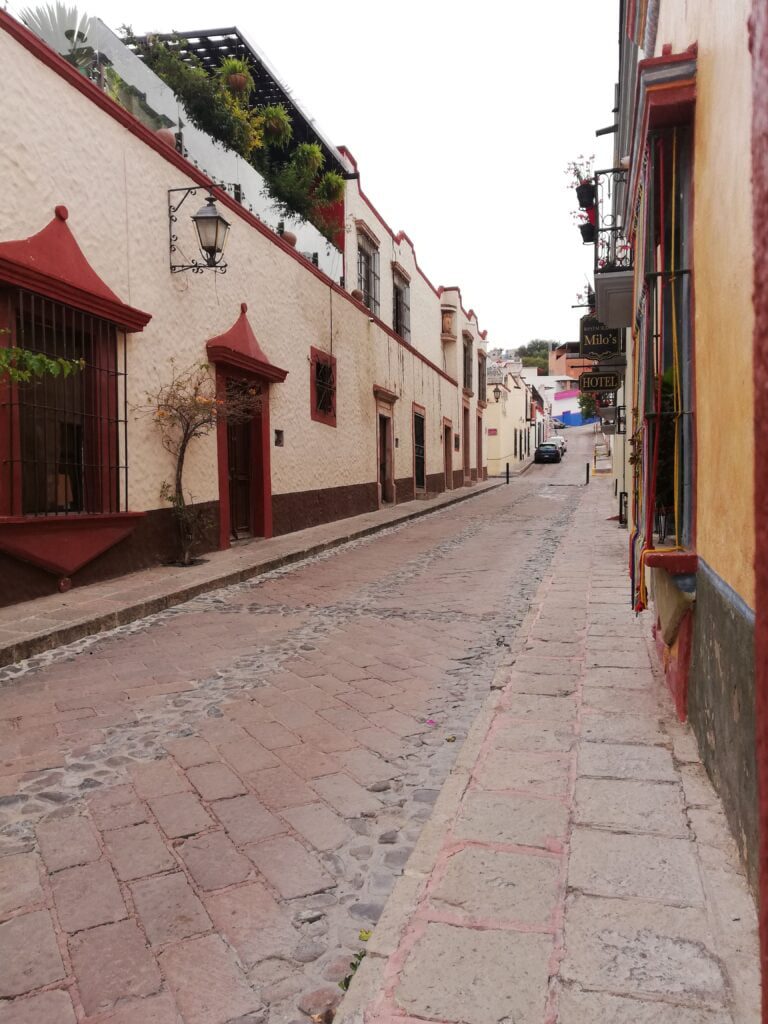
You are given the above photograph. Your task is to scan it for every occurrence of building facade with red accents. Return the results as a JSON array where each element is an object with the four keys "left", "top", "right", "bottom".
[
  {"left": 585, "top": 0, "right": 764, "bottom": 987},
  {"left": 0, "top": 13, "right": 489, "bottom": 607}
]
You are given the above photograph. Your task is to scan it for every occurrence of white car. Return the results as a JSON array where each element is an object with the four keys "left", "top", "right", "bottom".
[{"left": 550, "top": 435, "right": 567, "bottom": 454}]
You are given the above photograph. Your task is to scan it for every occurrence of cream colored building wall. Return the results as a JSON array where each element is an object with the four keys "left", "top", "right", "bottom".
[
  {"left": 0, "top": 25, "right": 487, "bottom": 516},
  {"left": 343, "top": 181, "right": 487, "bottom": 483},
  {"left": 343, "top": 181, "right": 444, "bottom": 369},
  {"left": 653, "top": 0, "right": 755, "bottom": 605}
]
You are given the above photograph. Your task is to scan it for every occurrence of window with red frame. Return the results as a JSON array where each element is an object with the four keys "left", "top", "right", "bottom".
[
  {"left": 310, "top": 347, "right": 336, "bottom": 427},
  {"left": 0, "top": 288, "right": 127, "bottom": 517}
]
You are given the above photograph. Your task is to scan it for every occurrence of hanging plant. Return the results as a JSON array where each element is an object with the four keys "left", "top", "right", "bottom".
[
  {"left": 260, "top": 104, "right": 293, "bottom": 148},
  {"left": 314, "top": 171, "right": 345, "bottom": 205},
  {"left": 218, "top": 56, "right": 254, "bottom": 97}
]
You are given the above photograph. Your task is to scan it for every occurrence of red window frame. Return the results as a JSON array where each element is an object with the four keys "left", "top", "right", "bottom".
[
  {"left": 310, "top": 346, "right": 337, "bottom": 428},
  {"left": 0, "top": 287, "right": 124, "bottom": 519}
]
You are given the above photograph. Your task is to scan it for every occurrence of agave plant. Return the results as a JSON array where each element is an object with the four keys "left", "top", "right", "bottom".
[{"left": 20, "top": 3, "right": 96, "bottom": 73}]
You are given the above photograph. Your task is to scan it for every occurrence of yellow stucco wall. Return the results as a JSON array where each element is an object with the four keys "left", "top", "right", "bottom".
[
  {"left": 654, "top": 0, "right": 755, "bottom": 606},
  {"left": 485, "top": 376, "right": 530, "bottom": 476},
  {"left": 0, "top": 25, "right": 486, "bottom": 515}
]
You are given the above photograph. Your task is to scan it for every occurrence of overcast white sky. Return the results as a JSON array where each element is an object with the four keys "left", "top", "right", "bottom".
[{"left": 26, "top": 0, "right": 620, "bottom": 348}]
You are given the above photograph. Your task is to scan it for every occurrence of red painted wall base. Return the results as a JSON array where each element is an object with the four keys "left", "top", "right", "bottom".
[{"left": 653, "top": 609, "right": 694, "bottom": 721}]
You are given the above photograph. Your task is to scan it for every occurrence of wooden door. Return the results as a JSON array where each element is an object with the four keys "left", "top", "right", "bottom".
[
  {"left": 463, "top": 407, "right": 471, "bottom": 482},
  {"left": 379, "top": 414, "right": 394, "bottom": 503},
  {"left": 444, "top": 425, "right": 452, "bottom": 489},
  {"left": 414, "top": 411, "right": 426, "bottom": 491},
  {"left": 227, "top": 417, "right": 252, "bottom": 539}
]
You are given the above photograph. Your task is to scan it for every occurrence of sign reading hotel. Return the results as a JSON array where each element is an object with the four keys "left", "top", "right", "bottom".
[
  {"left": 579, "top": 371, "right": 622, "bottom": 393},
  {"left": 579, "top": 316, "right": 622, "bottom": 361}
]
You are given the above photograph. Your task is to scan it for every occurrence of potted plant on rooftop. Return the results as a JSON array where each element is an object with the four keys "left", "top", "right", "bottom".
[{"left": 218, "top": 56, "right": 254, "bottom": 97}]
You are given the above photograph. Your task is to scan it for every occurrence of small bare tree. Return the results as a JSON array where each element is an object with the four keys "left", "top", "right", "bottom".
[{"left": 149, "top": 361, "right": 261, "bottom": 565}]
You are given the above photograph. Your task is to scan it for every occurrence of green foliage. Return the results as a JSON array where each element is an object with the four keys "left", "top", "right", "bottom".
[
  {"left": 339, "top": 931, "right": 371, "bottom": 992},
  {"left": 260, "top": 104, "right": 293, "bottom": 148},
  {"left": 21, "top": 4, "right": 95, "bottom": 74},
  {"left": 125, "top": 34, "right": 345, "bottom": 240},
  {"left": 578, "top": 392, "right": 597, "bottom": 420},
  {"left": 515, "top": 339, "right": 554, "bottom": 372},
  {"left": 0, "top": 346, "right": 84, "bottom": 383},
  {"left": 315, "top": 170, "right": 346, "bottom": 205}
]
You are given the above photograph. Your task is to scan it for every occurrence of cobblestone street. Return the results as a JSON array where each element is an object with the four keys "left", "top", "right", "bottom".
[
  {"left": 0, "top": 429, "right": 759, "bottom": 1023},
  {"left": 0, "top": 436, "right": 584, "bottom": 1023}
]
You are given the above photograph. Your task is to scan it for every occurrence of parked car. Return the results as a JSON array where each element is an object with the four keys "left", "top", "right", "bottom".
[
  {"left": 550, "top": 434, "right": 567, "bottom": 454},
  {"left": 552, "top": 419, "right": 566, "bottom": 429},
  {"left": 534, "top": 443, "right": 562, "bottom": 464}
]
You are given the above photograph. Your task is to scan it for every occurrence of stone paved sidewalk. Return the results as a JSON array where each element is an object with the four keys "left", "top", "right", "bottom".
[{"left": 337, "top": 481, "right": 761, "bottom": 1024}]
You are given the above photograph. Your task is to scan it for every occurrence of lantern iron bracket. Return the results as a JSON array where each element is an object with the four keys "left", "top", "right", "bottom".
[{"left": 168, "top": 187, "right": 228, "bottom": 274}]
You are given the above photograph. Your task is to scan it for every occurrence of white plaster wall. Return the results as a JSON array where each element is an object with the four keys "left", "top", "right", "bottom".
[{"left": 0, "top": 24, "right": 488, "bottom": 516}]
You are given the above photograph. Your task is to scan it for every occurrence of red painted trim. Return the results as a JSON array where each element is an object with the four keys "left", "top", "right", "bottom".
[
  {"left": 412, "top": 402, "right": 426, "bottom": 492},
  {"left": 626, "top": 49, "right": 697, "bottom": 234},
  {"left": 206, "top": 303, "right": 288, "bottom": 383},
  {"left": 0, "top": 512, "right": 144, "bottom": 576},
  {"left": 750, "top": 0, "right": 768, "bottom": 1011},
  {"left": 0, "top": 207, "right": 150, "bottom": 332},
  {"left": 214, "top": 370, "right": 231, "bottom": 552},
  {"left": 653, "top": 610, "right": 693, "bottom": 721},
  {"left": 310, "top": 346, "right": 337, "bottom": 428},
  {"left": 643, "top": 550, "right": 698, "bottom": 573},
  {"left": 258, "top": 395, "right": 273, "bottom": 539}
]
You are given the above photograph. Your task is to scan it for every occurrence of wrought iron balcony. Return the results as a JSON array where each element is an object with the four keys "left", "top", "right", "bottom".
[{"left": 594, "top": 168, "right": 633, "bottom": 276}]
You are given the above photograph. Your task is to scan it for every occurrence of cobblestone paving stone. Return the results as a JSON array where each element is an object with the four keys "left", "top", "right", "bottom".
[
  {"left": 0, "top": 452, "right": 578, "bottom": 1023},
  {"left": 336, "top": 456, "right": 760, "bottom": 1024}
]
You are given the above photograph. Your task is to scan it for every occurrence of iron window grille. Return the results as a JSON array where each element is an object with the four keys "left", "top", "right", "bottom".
[
  {"left": 478, "top": 355, "right": 487, "bottom": 402},
  {"left": 393, "top": 272, "right": 410, "bottom": 341},
  {"left": 357, "top": 234, "right": 380, "bottom": 315},
  {"left": 463, "top": 336, "right": 473, "bottom": 390},
  {"left": 310, "top": 348, "right": 336, "bottom": 427},
  {"left": 1, "top": 289, "right": 127, "bottom": 517}
]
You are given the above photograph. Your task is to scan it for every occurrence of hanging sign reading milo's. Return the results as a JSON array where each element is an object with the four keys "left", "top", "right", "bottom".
[{"left": 579, "top": 316, "right": 622, "bottom": 360}]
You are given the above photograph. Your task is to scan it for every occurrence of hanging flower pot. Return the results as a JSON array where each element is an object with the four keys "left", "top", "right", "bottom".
[
  {"left": 217, "top": 57, "right": 254, "bottom": 97},
  {"left": 576, "top": 181, "right": 596, "bottom": 209},
  {"left": 579, "top": 223, "right": 596, "bottom": 244},
  {"left": 226, "top": 73, "right": 249, "bottom": 93}
]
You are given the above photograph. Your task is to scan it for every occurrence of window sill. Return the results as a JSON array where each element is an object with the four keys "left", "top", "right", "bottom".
[
  {"left": 463, "top": 388, "right": 475, "bottom": 398},
  {"left": 644, "top": 549, "right": 698, "bottom": 575},
  {"left": 0, "top": 511, "right": 145, "bottom": 579}
]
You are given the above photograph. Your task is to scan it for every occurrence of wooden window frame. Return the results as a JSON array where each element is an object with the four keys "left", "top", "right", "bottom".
[
  {"left": 357, "top": 233, "right": 380, "bottom": 316},
  {"left": 462, "top": 333, "right": 473, "bottom": 393},
  {"left": 310, "top": 346, "right": 337, "bottom": 428},
  {"left": 393, "top": 267, "right": 411, "bottom": 341}
]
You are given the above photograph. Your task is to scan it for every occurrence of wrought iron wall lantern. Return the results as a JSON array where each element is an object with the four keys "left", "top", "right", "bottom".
[
  {"left": 168, "top": 187, "right": 230, "bottom": 274},
  {"left": 492, "top": 385, "right": 502, "bottom": 403}
]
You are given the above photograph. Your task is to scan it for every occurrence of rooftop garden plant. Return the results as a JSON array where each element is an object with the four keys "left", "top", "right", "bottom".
[
  {"left": 20, "top": 3, "right": 96, "bottom": 74},
  {"left": 123, "top": 32, "right": 345, "bottom": 241}
]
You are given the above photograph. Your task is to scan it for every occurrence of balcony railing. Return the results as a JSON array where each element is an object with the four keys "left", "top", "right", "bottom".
[{"left": 594, "top": 169, "right": 633, "bottom": 275}]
